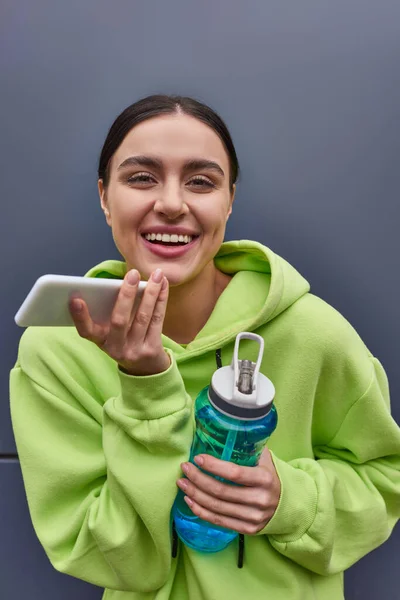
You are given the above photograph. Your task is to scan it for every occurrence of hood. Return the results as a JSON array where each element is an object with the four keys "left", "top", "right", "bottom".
[{"left": 85, "top": 240, "right": 310, "bottom": 358}]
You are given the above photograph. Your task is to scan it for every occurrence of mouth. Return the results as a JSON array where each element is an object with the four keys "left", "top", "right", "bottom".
[
  {"left": 141, "top": 233, "right": 199, "bottom": 246},
  {"left": 140, "top": 232, "right": 200, "bottom": 258}
]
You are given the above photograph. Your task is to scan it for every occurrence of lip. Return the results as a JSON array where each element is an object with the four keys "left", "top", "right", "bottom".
[{"left": 141, "top": 235, "right": 200, "bottom": 258}]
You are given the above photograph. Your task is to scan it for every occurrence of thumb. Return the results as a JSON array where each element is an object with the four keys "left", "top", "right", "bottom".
[{"left": 258, "top": 446, "right": 274, "bottom": 470}]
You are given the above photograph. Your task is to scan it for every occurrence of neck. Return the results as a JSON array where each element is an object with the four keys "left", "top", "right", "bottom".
[{"left": 162, "top": 262, "right": 232, "bottom": 344}]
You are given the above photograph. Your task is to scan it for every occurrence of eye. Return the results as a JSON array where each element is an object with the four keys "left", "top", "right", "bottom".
[
  {"left": 127, "top": 172, "right": 157, "bottom": 185},
  {"left": 187, "top": 176, "right": 216, "bottom": 190}
]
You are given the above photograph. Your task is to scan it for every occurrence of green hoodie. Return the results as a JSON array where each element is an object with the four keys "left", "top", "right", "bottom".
[{"left": 10, "top": 240, "right": 400, "bottom": 600}]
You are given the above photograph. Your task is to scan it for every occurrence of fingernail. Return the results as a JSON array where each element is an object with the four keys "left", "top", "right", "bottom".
[
  {"left": 184, "top": 496, "right": 193, "bottom": 507},
  {"left": 181, "top": 463, "right": 189, "bottom": 474},
  {"left": 72, "top": 299, "right": 82, "bottom": 312},
  {"left": 127, "top": 270, "right": 139, "bottom": 285},
  {"left": 161, "top": 276, "right": 168, "bottom": 290},
  {"left": 177, "top": 478, "right": 187, "bottom": 490},
  {"left": 152, "top": 268, "right": 163, "bottom": 283},
  {"left": 194, "top": 455, "right": 204, "bottom": 466}
]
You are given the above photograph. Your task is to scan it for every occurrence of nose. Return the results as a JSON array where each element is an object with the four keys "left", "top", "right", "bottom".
[{"left": 153, "top": 180, "right": 189, "bottom": 219}]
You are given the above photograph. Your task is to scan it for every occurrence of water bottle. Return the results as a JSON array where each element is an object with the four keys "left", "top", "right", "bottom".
[{"left": 171, "top": 332, "right": 277, "bottom": 553}]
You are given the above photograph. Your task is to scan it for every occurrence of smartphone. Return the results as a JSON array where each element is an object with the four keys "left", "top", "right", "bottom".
[{"left": 15, "top": 274, "right": 147, "bottom": 327}]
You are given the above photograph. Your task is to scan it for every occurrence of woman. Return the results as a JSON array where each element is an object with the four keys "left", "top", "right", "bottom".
[{"left": 10, "top": 95, "right": 400, "bottom": 600}]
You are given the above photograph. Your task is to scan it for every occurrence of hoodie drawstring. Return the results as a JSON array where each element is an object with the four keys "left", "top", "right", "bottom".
[{"left": 171, "top": 348, "right": 245, "bottom": 568}]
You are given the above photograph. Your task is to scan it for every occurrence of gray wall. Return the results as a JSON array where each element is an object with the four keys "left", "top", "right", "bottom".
[{"left": 1, "top": 1, "right": 399, "bottom": 598}]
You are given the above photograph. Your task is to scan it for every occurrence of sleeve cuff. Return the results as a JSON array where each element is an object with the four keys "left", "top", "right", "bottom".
[
  {"left": 115, "top": 349, "right": 190, "bottom": 420},
  {"left": 258, "top": 452, "right": 318, "bottom": 542}
]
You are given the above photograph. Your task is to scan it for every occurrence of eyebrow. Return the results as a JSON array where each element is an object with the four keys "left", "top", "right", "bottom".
[
  {"left": 117, "top": 155, "right": 225, "bottom": 178},
  {"left": 183, "top": 159, "right": 225, "bottom": 178}
]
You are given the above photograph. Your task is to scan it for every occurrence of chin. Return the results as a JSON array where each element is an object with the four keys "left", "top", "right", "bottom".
[
  {"left": 152, "top": 263, "right": 202, "bottom": 288},
  {"left": 129, "top": 255, "right": 207, "bottom": 287},
  {"left": 161, "top": 269, "right": 191, "bottom": 288}
]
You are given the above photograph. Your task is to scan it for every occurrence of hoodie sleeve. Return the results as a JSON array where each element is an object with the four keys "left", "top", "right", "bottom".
[
  {"left": 9, "top": 328, "right": 194, "bottom": 593},
  {"left": 260, "top": 355, "right": 400, "bottom": 576}
]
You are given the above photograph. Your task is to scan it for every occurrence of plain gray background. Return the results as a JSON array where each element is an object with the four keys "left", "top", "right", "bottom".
[{"left": 1, "top": 1, "right": 399, "bottom": 598}]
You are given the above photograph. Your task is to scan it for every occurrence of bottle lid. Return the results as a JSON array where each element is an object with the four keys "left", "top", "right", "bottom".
[{"left": 209, "top": 332, "right": 275, "bottom": 421}]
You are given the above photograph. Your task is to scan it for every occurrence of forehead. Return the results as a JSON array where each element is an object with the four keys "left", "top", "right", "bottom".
[{"left": 112, "top": 113, "right": 230, "bottom": 169}]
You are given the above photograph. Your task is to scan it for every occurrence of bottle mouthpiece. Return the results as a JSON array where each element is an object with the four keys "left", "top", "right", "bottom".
[{"left": 238, "top": 360, "right": 254, "bottom": 394}]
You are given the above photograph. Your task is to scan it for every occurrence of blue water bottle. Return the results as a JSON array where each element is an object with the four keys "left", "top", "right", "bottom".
[{"left": 171, "top": 332, "right": 277, "bottom": 553}]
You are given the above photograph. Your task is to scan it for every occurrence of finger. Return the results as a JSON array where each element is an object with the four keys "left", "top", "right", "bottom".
[
  {"left": 144, "top": 276, "right": 169, "bottom": 345},
  {"left": 183, "top": 497, "right": 265, "bottom": 536},
  {"left": 192, "top": 454, "right": 271, "bottom": 487},
  {"left": 181, "top": 462, "right": 269, "bottom": 508},
  {"left": 106, "top": 270, "right": 141, "bottom": 350},
  {"left": 129, "top": 269, "right": 164, "bottom": 343},
  {"left": 177, "top": 478, "right": 269, "bottom": 523},
  {"left": 69, "top": 298, "right": 108, "bottom": 344}
]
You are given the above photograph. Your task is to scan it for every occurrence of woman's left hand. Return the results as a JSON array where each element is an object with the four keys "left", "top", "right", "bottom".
[{"left": 177, "top": 447, "right": 281, "bottom": 535}]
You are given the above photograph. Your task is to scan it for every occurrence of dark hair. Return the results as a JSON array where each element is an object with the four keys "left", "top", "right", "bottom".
[{"left": 98, "top": 95, "right": 239, "bottom": 190}]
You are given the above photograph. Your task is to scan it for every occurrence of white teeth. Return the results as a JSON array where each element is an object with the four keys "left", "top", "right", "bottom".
[{"left": 144, "top": 233, "right": 194, "bottom": 244}]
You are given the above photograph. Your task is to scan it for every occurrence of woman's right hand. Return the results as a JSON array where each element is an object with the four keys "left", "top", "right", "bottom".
[{"left": 68, "top": 268, "right": 171, "bottom": 377}]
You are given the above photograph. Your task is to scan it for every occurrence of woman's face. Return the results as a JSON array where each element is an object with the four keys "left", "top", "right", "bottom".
[{"left": 99, "top": 113, "right": 235, "bottom": 286}]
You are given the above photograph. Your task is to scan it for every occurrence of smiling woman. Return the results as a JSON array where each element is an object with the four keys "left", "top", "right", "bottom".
[
  {"left": 10, "top": 94, "right": 400, "bottom": 600},
  {"left": 95, "top": 96, "right": 240, "bottom": 344},
  {"left": 98, "top": 101, "right": 235, "bottom": 281}
]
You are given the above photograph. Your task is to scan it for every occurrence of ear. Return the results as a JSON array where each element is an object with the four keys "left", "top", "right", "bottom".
[
  {"left": 98, "top": 179, "right": 112, "bottom": 227},
  {"left": 226, "top": 183, "right": 236, "bottom": 221}
]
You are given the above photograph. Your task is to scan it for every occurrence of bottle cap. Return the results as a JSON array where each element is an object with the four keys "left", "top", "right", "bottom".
[{"left": 209, "top": 332, "right": 275, "bottom": 421}]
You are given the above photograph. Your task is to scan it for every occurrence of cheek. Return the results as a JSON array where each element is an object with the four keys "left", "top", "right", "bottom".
[
  {"left": 195, "top": 195, "right": 230, "bottom": 231},
  {"left": 204, "top": 209, "right": 229, "bottom": 236},
  {"left": 110, "top": 189, "right": 148, "bottom": 229}
]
